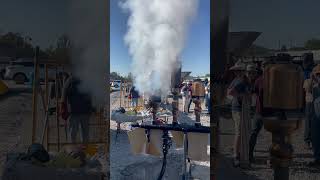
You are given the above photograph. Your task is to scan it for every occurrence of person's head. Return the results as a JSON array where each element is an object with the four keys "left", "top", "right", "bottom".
[
  {"left": 188, "top": 81, "right": 192, "bottom": 86},
  {"left": 303, "top": 53, "right": 314, "bottom": 69},
  {"left": 246, "top": 64, "right": 258, "bottom": 81},
  {"left": 229, "top": 61, "right": 246, "bottom": 77}
]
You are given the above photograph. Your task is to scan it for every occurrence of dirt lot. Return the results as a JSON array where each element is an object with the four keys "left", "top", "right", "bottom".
[{"left": 0, "top": 81, "right": 34, "bottom": 176}]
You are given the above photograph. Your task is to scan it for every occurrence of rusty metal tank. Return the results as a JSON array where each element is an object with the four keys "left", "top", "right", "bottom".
[
  {"left": 192, "top": 80, "right": 205, "bottom": 97},
  {"left": 263, "top": 62, "right": 304, "bottom": 110}
]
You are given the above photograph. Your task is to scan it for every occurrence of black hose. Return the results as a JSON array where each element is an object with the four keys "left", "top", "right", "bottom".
[
  {"left": 158, "top": 153, "right": 167, "bottom": 180},
  {"left": 157, "top": 130, "right": 171, "bottom": 180}
]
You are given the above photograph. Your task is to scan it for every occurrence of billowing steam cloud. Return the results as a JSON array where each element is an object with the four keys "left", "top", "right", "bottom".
[
  {"left": 120, "top": 0, "right": 199, "bottom": 96},
  {"left": 67, "top": 0, "right": 108, "bottom": 107}
]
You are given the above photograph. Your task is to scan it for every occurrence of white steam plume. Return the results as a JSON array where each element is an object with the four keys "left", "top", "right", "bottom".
[
  {"left": 67, "top": 0, "right": 108, "bottom": 107},
  {"left": 120, "top": 0, "right": 199, "bottom": 96}
]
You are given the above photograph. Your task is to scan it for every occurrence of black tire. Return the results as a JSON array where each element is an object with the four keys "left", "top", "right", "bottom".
[{"left": 13, "top": 73, "right": 27, "bottom": 84}]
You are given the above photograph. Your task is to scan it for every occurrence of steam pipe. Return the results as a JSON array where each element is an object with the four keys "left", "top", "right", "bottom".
[{"left": 131, "top": 123, "right": 210, "bottom": 134}]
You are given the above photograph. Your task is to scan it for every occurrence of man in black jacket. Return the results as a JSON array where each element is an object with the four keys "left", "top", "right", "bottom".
[{"left": 61, "top": 74, "right": 94, "bottom": 143}]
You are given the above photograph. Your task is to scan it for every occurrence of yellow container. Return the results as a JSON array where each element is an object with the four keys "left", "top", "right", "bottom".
[
  {"left": 0, "top": 80, "right": 8, "bottom": 95},
  {"left": 84, "top": 144, "right": 98, "bottom": 156}
]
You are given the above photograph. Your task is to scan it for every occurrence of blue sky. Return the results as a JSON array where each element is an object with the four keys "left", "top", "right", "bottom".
[{"left": 110, "top": 0, "right": 210, "bottom": 77}]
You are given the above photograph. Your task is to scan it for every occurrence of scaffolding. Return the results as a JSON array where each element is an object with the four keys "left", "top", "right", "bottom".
[
  {"left": 30, "top": 47, "right": 108, "bottom": 160},
  {"left": 116, "top": 81, "right": 144, "bottom": 109}
]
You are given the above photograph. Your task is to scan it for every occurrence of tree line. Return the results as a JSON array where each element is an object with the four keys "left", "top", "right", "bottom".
[
  {"left": 110, "top": 72, "right": 133, "bottom": 82},
  {"left": 0, "top": 32, "right": 72, "bottom": 64}
]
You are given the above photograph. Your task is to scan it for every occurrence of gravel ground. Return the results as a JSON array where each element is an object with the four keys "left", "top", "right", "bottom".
[
  {"left": 219, "top": 115, "right": 320, "bottom": 180},
  {"left": 0, "top": 81, "right": 34, "bottom": 177},
  {"left": 110, "top": 91, "right": 210, "bottom": 180}
]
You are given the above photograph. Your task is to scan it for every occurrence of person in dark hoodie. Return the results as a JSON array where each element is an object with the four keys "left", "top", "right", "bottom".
[
  {"left": 61, "top": 74, "right": 94, "bottom": 143},
  {"left": 129, "top": 85, "right": 140, "bottom": 107}
]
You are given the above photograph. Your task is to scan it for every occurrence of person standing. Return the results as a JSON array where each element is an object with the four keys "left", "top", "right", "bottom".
[
  {"left": 187, "top": 81, "right": 193, "bottom": 113},
  {"left": 205, "top": 80, "right": 211, "bottom": 114},
  {"left": 181, "top": 83, "right": 190, "bottom": 113},
  {"left": 227, "top": 62, "right": 250, "bottom": 167},
  {"left": 308, "top": 65, "right": 320, "bottom": 167},
  {"left": 61, "top": 74, "right": 94, "bottom": 143},
  {"left": 129, "top": 85, "right": 139, "bottom": 108},
  {"left": 248, "top": 66, "right": 264, "bottom": 162},
  {"left": 303, "top": 53, "right": 315, "bottom": 148}
]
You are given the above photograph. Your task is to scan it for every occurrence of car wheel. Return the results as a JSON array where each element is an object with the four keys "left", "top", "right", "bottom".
[{"left": 14, "top": 73, "right": 27, "bottom": 84}]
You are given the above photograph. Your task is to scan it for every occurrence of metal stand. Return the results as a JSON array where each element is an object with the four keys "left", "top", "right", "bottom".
[
  {"left": 270, "top": 132, "right": 292, "bottom": 180},
  {"left": 263, "top": 112, "right": 300, "bottom": 180}
]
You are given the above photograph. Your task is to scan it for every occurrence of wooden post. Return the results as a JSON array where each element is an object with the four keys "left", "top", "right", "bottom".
[
  {"left": 45, "top": 65, "right": 49, "bottom": 109},
  {"left": 55, "top": 67, "right": 60, "bottom": 151},
  {"left": 120, "top": 81, "right": 122, "bottom": 107},
  {"left": 211, "top": 0, "right": 229, "bottom": 177},
  {"left": 31, "top": 47, "right": 40, "bottom": 143}
]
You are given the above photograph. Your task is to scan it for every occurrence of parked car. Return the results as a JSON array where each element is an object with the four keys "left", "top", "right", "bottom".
[
  {"left": 111, "top": 80, "right": 121, "bottom": 91},
  {"left": 4, "top": 58, "right": 57, "bottom": 84},
  {"left": 0, "top": 57, "right": 13, "bottom": 79}
]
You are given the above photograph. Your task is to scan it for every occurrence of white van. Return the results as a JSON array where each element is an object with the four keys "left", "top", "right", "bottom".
[{"left": 4, "top": 58, "right": 57, "bottom": 84}]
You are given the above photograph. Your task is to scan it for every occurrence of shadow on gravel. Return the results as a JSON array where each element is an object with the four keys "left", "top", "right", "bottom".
[{"left": 217, "top": 155, "right": 259, "bottom": 180}]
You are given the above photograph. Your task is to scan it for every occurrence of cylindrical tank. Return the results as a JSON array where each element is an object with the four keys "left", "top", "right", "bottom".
[
  {"left": 192, "top": 80, "right": 206, "bottom": 97},
  {"left": 263, "top": 63, "right": 304, "bottom": 110}
]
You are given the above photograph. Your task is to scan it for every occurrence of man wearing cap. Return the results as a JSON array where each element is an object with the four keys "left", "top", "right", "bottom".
[{"left": 227, "top": 61, "right": 250, "bottom": 166}]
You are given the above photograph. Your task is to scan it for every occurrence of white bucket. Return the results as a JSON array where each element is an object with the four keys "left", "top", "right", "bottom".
[
  {"left": 188, "top": 133, "right": 209, "bottom": 161},
  {"left": 127, "top": 128, "right": 147, "bottom": 154}
]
